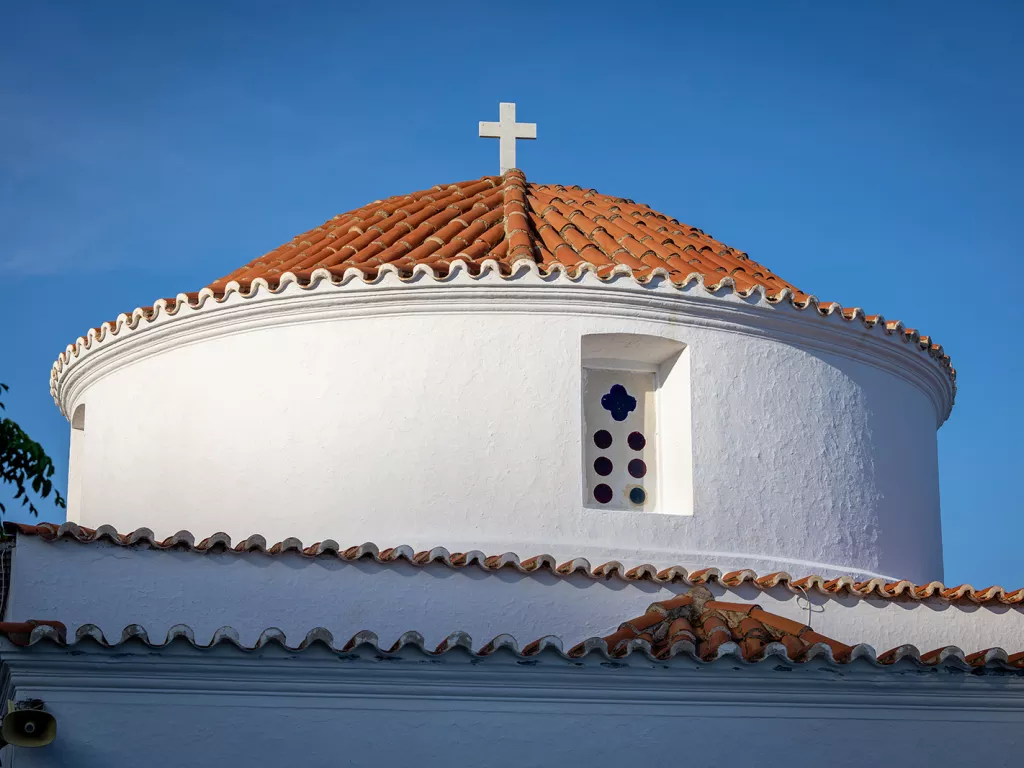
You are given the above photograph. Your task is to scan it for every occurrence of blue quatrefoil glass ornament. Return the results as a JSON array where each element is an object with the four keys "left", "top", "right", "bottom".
[{"left": 601, "top": 384, "right": 637, "bottom": 422}]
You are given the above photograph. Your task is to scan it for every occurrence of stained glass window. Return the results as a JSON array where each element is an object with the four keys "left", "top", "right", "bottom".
[{"left": 583, "top": 369, "right": 656, "bottom": 510}]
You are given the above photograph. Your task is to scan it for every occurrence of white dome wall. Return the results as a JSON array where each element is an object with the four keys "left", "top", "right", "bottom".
[{"left": 56, "top": 268, "right": 950, "bottom": 582}]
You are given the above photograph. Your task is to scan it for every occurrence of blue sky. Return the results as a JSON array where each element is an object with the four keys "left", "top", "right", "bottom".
[{"left": 1, "top": 1, "right": 1021, "bottom": 587}]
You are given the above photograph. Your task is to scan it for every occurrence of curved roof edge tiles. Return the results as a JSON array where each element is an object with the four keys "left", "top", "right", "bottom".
[
  {"left": 12, "top": 522, "right": 1023, "bottom": 606},
  {"left": 2, "top": 616, "right": 1022, "bottom": 671},
  {"left": 49, "top": 170, "right": 955, "bottom": 418}
]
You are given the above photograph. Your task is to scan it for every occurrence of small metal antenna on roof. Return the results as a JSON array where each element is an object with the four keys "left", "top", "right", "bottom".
[{"left": 479, "top": 102, "right": 537, "bottom": 174}]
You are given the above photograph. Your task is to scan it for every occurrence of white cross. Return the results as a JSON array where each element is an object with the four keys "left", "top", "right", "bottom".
[{"left": 479, "top": 102, "right": 537, "bottom": 174}]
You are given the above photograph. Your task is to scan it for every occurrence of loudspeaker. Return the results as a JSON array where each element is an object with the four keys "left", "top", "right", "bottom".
[{"left": 0, "top": 705, "right": 55, "bottom": 748}]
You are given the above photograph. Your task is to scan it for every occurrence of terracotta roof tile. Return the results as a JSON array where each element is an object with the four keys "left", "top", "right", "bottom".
[
  {"left": 195, "top": 171, "right": 917, "bottom": 319},
  {"left": 9, "top": 522, "right": 1023, "bottom": 607},
  {"left": 199, "top": 171, "right": 954, "bottom": 361},
  {"left": 54, "top": 170, "right": 956, "bottom": 415},
  {"left": 0, "top": 620, "right": 67, "bottom": 647},
  {"left": 568, "top": 586, "right": 1024, "bottom": 667}
]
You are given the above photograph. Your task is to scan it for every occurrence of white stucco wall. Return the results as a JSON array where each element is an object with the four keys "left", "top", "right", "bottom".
[
  {"left": 9, "top": 537, "right": 1018, "bottom": 659},
  {"left": 3, "top": 640, "right": 1022, "bottom": 768},
  {"left": 53, "top": 267, "right": 952, "bottom": 582}
]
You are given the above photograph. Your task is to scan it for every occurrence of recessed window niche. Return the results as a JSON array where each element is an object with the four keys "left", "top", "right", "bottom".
[
  {"left": 582, "top": 334, "right": 692, "bottom": 515},
  {"left": 67, "top": 403, "right": 86, "bottom": 520}
]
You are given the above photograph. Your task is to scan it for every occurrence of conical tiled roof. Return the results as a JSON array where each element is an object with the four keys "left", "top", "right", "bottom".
[
  {"left": 75, "top": 170, "right": 952, "bottom": 406},
  {"left": 207, "top": 169, "right": 806, "bottom": 299}
]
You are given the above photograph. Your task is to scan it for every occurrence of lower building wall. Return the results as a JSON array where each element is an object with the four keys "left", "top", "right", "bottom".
[
  {"left": 7, "top": 536, "right": 1022, "bottom": 660},
  {"left": 2, "top": 642, "right": 1022, "bottom": 768}
]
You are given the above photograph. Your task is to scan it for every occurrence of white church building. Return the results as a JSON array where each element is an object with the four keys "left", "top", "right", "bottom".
[{"left": 1, "top": 105, "right": 1021, "bottom": 766}]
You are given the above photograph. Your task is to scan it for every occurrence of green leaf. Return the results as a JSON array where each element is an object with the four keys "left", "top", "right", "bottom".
[{"left": 0, "top": 384, "right": 66, "bottom": 522}]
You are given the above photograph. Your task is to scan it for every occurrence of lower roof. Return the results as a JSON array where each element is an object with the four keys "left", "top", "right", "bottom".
[
  {"left": 4, "top": 523, "right": 1023, "bottom": 671},
  {"left": 2, "top": 586, "right": 1021, "bottom": 672},
  {"left": 10, "top": 522, "right": 1022, "bottom": 606}
]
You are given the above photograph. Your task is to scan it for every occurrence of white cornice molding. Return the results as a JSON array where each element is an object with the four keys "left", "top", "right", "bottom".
[
  {"left": 50, "top": 260, "right": 956, "bottom": 425},
  {"left": 3, "top": 640, "right": 1022, "bottom": 716}
]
